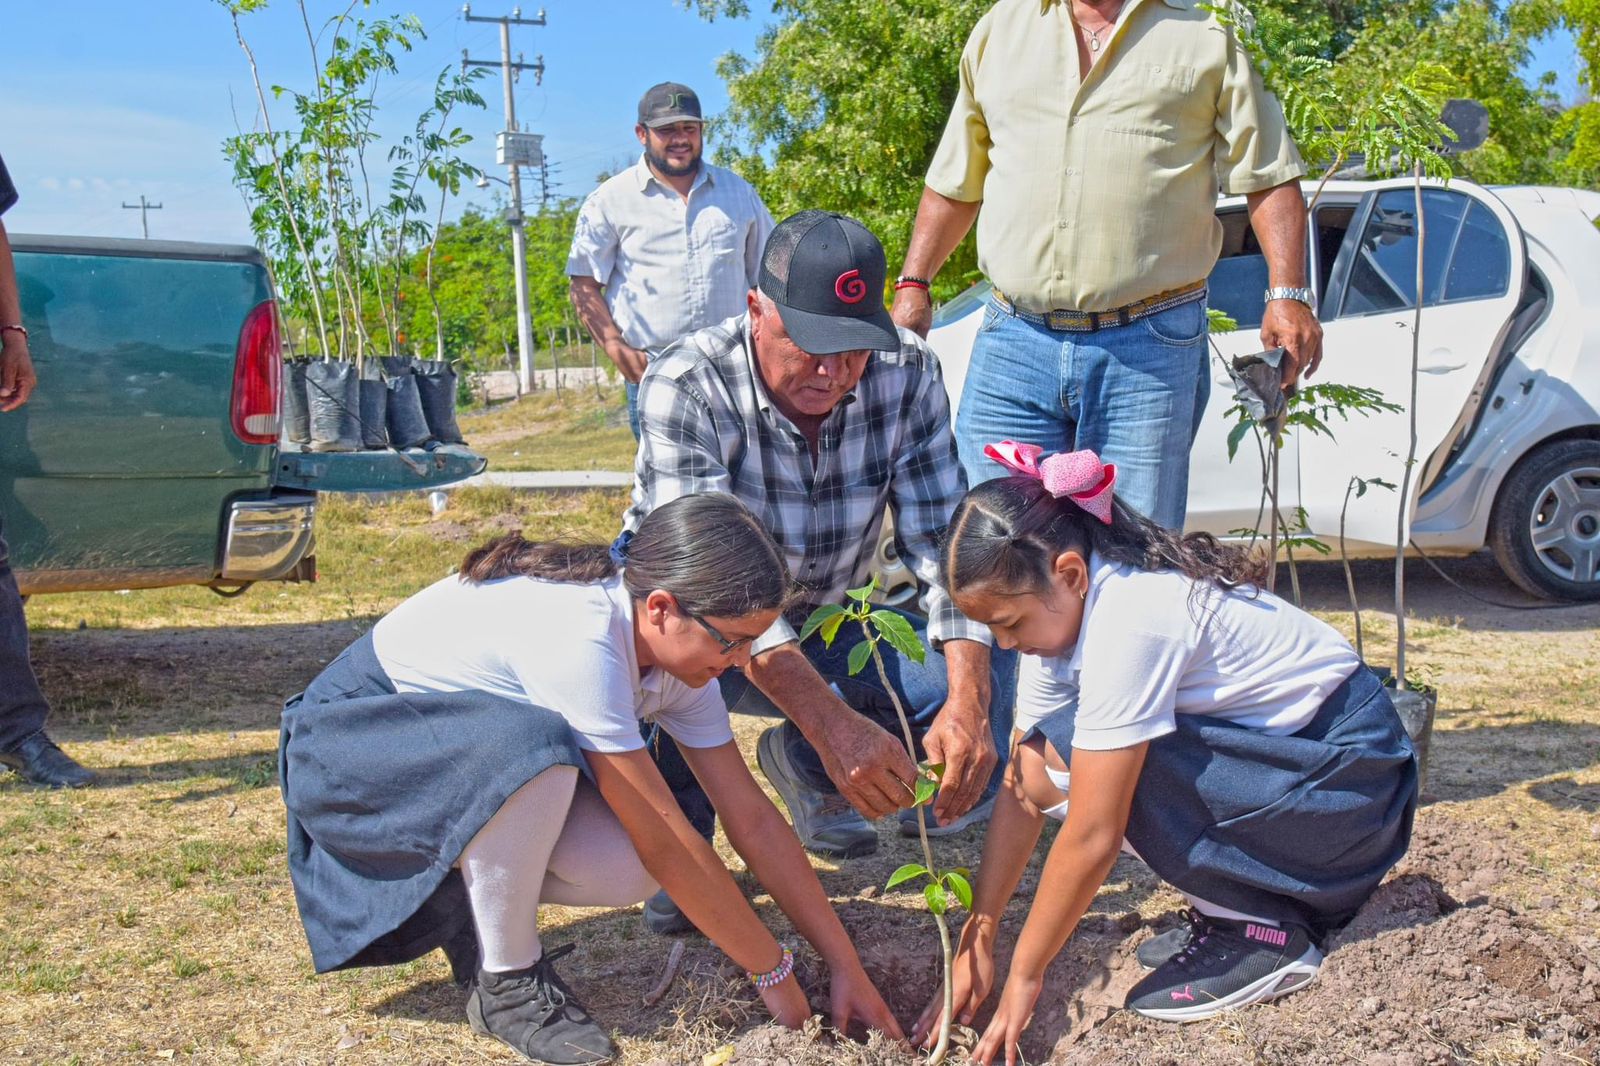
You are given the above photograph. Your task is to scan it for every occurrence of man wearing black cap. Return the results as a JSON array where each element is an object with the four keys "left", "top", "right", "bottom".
[
  {"left": 568, "top": 82, "right": 774, "bottom": 438},
  {"left": 622, "top": 210, "right": 1015, "bottom": 931}
]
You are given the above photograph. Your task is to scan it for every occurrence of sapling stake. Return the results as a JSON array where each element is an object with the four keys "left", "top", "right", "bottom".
[{"left": 800, "top": 578, "right": 970, "bottom": 1065}]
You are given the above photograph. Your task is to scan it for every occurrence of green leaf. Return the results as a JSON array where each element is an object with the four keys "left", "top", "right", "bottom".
[
  {"left": 920, "top": 761, "right": 946, "bottom": 782},
  {"left": 943, "top": 871, "right": 973, "bottom": 911},
  {"left": 799, "top": 603, "right": 845, "bottom": 644},
  {"left": 869, "top": 610, "right": 926, "bottom": 665},
  {"left": 819, "top": 612, "right": 846, "bottom": 645},
  {"left": 924, "top": 882, "right": 948, "bottom": 916},
  {"left": 1226, "top": 419, "right": 1253, "bottom": 462},
  {"left": 913, "top": 776, "right": 937, "bottom": 807},
  {"left": 885, "top": 863, "right": 929, "bottom": 890},
  {"left": 844, "top": 576, "right": 878, "bottom": 602},
  {"left": 846, "top": 640, "right": 872, "bottom": 677}
]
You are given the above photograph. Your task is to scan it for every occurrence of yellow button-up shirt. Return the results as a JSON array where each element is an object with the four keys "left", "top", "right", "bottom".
[{"left": 925, "top": 0, "right": 1304, "bottom": 313}]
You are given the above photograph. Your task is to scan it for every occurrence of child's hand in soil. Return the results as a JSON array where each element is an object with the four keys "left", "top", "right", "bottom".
[
  {"left": 911, "top": 920, "right": 996, "bottom": 1047},
  {"left": 828, "top": 959, "right": 906, "bottom": 1042},
  {"left": 971, "top": 974, "right": 1042, "bottom": 1066},
  {"left": 760, "top": 971, "right": 813, "bottom": 1028}
]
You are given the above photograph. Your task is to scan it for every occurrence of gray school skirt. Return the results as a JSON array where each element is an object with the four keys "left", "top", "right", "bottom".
[
  {"left": 278, "top": 631, "right": 586, "bottom": 973},
  {"left": 1030, "top": 664, "right": 1418, "bottom": 936}
]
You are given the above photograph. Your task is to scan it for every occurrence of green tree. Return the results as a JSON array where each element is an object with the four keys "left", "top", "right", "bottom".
[
  {"left": 702, "top": 0, "right": 992, "bottom": 301},
  {"left": 1518, "top": 0, "right": 1600, "bottom": 187},
  {"left": 1324, "top": 1, "right": 1561, "bottom": 184}
]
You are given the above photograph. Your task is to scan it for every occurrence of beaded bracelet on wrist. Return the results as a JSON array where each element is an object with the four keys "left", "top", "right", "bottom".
[{"left": 748, "top": 946, "right": 795, "bottom": 991}]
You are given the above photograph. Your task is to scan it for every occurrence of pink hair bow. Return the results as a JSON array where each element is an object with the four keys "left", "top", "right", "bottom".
[{"left": 982, "top": 440, "right": 1117, "bottom": 525}]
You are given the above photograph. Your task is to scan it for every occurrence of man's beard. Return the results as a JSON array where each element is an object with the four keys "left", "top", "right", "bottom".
[{"left": 646, "top": 145, "right": 701, "bottom": 178}]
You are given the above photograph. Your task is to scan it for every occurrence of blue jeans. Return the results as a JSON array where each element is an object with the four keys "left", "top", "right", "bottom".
[
  {"left": 650, "top": 607, "right": 1017, "bottom": 817},
  {"left": 955, "top": 294, "right": 1211, "bottom": 529},
  {"left": 0, "top": 520, "right": 49, "bottom": 753},
  {"left": 625, "top": 381, "right": 641, "bottom": 441}
]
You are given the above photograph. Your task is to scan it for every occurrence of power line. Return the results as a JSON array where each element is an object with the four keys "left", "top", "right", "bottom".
[{"left": 121, "top": 195, "right": 163, "bottom": 239}]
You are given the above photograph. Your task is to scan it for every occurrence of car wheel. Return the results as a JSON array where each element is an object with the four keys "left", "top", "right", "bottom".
[{"left": 1488, "top": 439, "right": 1600, "bottom": 602}]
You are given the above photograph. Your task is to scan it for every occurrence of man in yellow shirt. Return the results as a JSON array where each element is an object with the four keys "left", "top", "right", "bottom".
[{"left": 892, "top": 0, "right": 1323, "bottom": 528}]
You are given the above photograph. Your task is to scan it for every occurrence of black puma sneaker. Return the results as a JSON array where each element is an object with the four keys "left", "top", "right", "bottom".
[
  {"left": 1125, "top": 917, "right": 1322, "bottom": 1022},
  {"left": 1135, "top": 908, "right": 1212, "bottom": 970}
]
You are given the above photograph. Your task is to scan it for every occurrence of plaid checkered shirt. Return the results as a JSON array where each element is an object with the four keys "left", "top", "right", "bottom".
[{"left": 623, "top": 314, "right": 991, "bottom": 655}]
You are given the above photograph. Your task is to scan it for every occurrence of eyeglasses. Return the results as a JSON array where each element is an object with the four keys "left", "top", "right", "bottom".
[{"left": 689, "top": 612, "right": 756, "bottom": 656}]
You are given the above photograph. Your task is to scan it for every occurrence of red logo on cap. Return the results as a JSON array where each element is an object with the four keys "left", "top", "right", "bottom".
[{"left": 834, "top": 269, "right": 867, "bottom": 304}]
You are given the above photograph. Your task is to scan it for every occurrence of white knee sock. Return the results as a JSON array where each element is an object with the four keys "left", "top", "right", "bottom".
[
  {"left": 543, "top": 777, "right": 659, "bottom": 907},
  {"left": 459, "top": 765, "right": 579, "bottom": 974}
]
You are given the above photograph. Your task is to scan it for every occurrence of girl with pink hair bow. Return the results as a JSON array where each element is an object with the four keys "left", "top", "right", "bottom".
[{"left": 910, "top": 441, "right": 1418, "bottom": 1064}]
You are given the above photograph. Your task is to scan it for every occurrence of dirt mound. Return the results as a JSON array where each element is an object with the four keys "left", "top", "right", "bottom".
[{"left": 691, "top": 818, "right": 1600, "bottom": 1065}]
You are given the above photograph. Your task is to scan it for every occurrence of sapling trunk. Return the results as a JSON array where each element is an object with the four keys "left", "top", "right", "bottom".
[
  {"left": 864, "top": 632, "right": 953, "bottom": 1066},
  {"left": 1341, "top": 479, "right": 1366, "bottom": 661},
  {"left": 1396, "top": 169, "right": 1426, "bottom": 684}
]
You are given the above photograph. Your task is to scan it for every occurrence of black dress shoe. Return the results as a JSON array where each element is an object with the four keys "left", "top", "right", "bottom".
[{"left": 0, "top": 733, "right": 97, "bottom": 789}]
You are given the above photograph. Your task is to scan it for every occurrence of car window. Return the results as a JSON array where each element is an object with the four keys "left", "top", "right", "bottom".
[
  {"left": 1340, "top": 189, "right": 1509, "bottom": 316},
  {"left": 1443, "top": 201, "right": 1512, "bottom": 301},
  {"left": 1207, "top": 209, "right": 1271, "bottom": 330}
]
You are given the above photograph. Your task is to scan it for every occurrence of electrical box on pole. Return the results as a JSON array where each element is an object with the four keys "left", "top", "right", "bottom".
[{"left": 496, "top": 132, "right": 545, "bottom": 168}]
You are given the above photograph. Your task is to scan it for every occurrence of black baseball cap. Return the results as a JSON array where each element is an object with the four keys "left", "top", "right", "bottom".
[
  {"left": 757, "top": 211, "right": 900, "bottom": 355},
  {"left": 637, "top": 82, "right": 703, "bottom": 128}
]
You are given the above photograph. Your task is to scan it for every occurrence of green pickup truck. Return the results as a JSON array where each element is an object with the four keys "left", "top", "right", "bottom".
[{"left": 1, "top": 234, "right": 484, "bottom": 597}]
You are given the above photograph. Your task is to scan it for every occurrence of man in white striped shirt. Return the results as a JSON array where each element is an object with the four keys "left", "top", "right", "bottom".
[{"left": 567, "top": 82, "right": 775, "bottom": 438}]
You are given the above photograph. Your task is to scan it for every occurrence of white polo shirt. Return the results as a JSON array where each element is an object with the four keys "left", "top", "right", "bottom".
[
  {"left": 566, "top": 156, "right": 775, "bottom": 353},
  {"left": 1015, "top": 555, "right": 1361, "bottom": 751},
  {"left": 372, "top": 572, "right": 734, "bottom": 754}
]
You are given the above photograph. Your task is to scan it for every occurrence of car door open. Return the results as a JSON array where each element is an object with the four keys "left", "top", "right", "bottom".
[{"left": 1296, "top": 180, "right": 1528, "bottom": 552}]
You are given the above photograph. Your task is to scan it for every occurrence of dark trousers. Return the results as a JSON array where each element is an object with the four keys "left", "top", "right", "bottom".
[
  {"left": 0, "top": 520, "right": 49, "bottom": 753},
  {"left": 649, "top": 607, "right": 1018, "bottom": 832}
]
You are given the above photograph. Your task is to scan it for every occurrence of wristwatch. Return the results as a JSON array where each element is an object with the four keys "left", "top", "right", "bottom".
[{"left": 1264, "top": 286, "right": 1315, "bottom": 308}]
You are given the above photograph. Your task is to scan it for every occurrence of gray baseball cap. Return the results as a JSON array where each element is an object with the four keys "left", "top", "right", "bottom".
[{"left": 637, "top": 82, "right": 703, "bottom": 128}]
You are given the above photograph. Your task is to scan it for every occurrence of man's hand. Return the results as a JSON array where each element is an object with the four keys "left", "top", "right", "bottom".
[
  {"left": 605, "top": 339, "right": 650, "bottom": 384},
  {"left": 0, "top": 339, "right": 37, "bottom": 412},
  {"left": 1259, "top": 298, "right": 1323, "bottom": 388},
  {"left": 891, "top": 286, "right": 934, "bottom": 338},
  {"left": 922, "top": 694, "right": 997, "bottom": 823},
  {"left": 814, "top": 709, "right": 918, "bottom": 820}
]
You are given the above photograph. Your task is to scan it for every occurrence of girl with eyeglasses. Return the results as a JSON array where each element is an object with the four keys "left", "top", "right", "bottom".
[{"left": 279, "top": 492, "right": 902, "bottom": 1065}]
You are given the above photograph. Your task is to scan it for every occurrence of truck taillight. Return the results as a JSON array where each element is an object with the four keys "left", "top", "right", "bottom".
[{"left": 232, "top": 300, "right": 282, "bottom": 445}]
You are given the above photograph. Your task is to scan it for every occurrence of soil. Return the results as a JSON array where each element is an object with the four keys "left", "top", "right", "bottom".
[{"left": 643, "top": 811, "right": 1600, "bottom": 1065}]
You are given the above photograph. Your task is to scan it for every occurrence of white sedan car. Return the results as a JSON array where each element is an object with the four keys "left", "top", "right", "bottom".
[{"left": 923, "top": 178, "right": 1600, "bottom": 601}]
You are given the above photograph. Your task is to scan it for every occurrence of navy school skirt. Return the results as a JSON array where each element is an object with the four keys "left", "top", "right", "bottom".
[
  {"left": 278, "top": 631, "right": 586, "bottom": 973},
  {"left": 1030, "top": 665, "right": 1418, "bottom": 937}
]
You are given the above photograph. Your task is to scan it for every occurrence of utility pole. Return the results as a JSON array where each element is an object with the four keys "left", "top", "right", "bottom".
[
  {"left": 463, "top": 4, "right": 546, "bottom": 394},
  {"left": 121, "top": 195, "right": 163, "bottom": 239}
]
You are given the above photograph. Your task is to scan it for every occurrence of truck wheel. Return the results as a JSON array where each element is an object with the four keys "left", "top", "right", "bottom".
[{"left": 1489, "top": 439, "right": 1600, "bottom": 602}]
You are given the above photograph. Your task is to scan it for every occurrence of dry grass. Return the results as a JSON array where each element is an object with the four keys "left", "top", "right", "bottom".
[
  {"left": 3, "top": 396, "right": 1598, "bottom": 1063},
  {"left": 461, "top": 387, "right": 637, "bottom": 474}
]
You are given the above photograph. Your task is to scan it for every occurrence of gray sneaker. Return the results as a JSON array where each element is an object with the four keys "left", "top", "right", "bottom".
[
  {"left": 898, "top": 793, "right": 995, "bottom": 838},
  {"left": 467, "top": 944, "right": 615, "bottom": 1064},
  {"left": 756, "top": 726, "right": 879, "bottom": 859}
]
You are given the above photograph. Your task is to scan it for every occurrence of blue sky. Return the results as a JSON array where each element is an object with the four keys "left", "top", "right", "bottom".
[
  {"left": 1, "top": 1, "right": 779, "bottom": 241},
  {"left": 0, "top": 2, "right": 1584, "bottom": 244}
]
